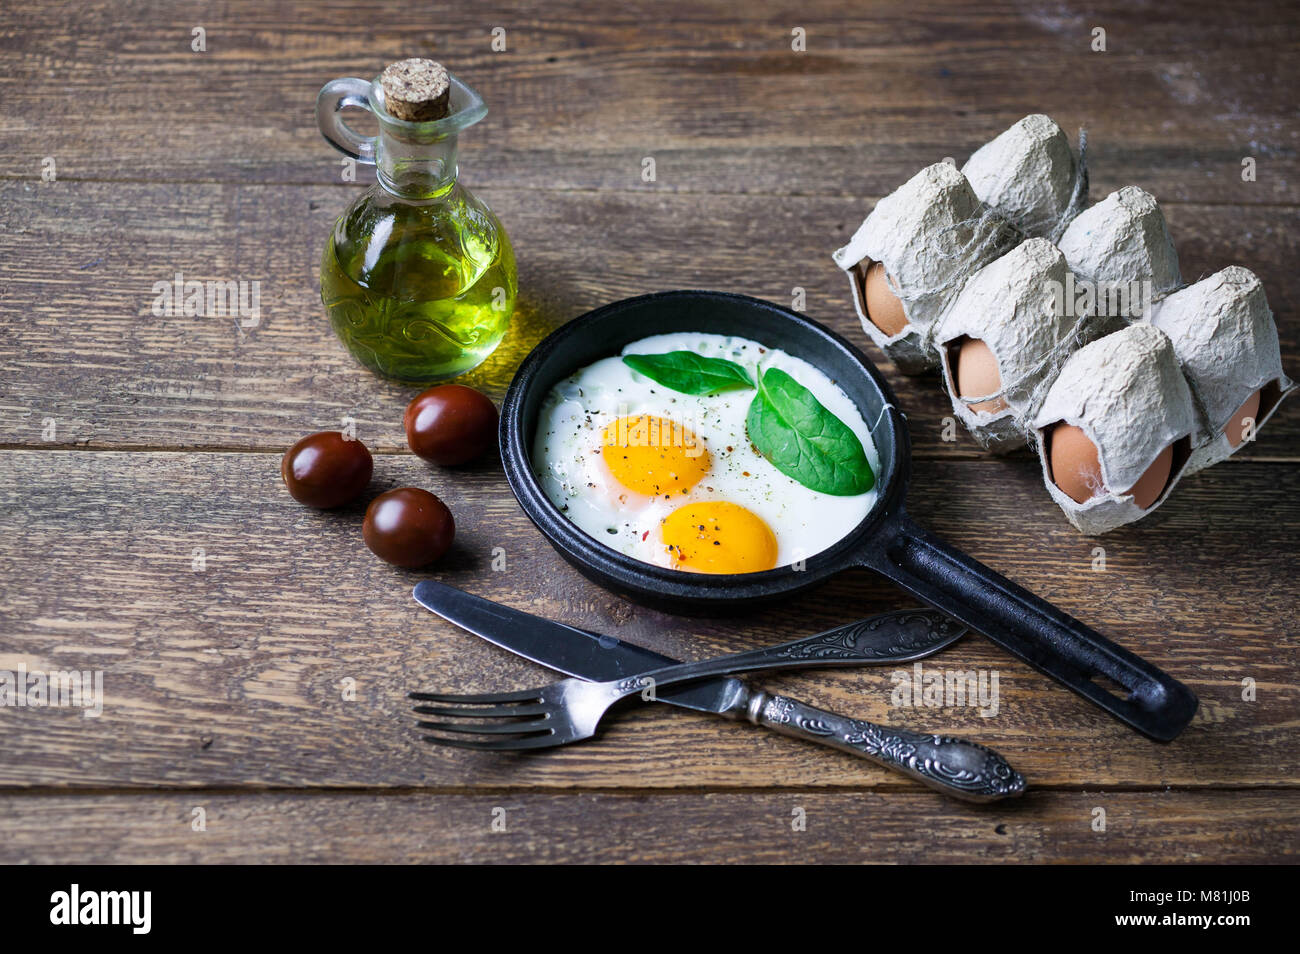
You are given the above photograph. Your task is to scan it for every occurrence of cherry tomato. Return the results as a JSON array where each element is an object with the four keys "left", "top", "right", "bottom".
[
  {"left": 281, "top": 432, "right": 373, "bottom": 509},
  {"left": 362, "top": 487, "right": 455, "bottom": 568},
  {"left": 404, "top": 384, "right": 498, "bottom": 466}
]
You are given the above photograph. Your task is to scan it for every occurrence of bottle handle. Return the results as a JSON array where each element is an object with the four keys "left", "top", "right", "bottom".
[{"left": 316, "top": 77, "right": 377, "bottom": 165}]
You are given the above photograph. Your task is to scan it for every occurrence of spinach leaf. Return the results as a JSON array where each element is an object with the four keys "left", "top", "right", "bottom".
[
  {"left": 621, "top": 351, "right": 754, "bottom": 395},
  {"left": 746, "top": 367, "right": 875, "bottom": 496}
]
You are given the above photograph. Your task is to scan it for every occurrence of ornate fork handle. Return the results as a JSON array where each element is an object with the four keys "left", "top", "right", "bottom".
[{"left": 741, "top": 691, "right": 1026, "bottom": 803}]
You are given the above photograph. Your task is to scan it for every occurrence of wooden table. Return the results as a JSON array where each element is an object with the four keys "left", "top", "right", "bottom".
[{"left": 1, "top": 0, "right": 1296, "bottom": 864}]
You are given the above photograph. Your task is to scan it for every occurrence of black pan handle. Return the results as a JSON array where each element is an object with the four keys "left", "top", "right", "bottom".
[{"left": 859, "top": 509, "right": 1198, "bottom": 742}]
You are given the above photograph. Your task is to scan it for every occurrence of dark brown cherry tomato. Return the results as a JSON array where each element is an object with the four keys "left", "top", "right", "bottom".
[
  {"left": 281, "top": 431, "right": 373, "bottom": 509},
  {"left": 403, "top": 384, "right": 499, "bottom": 466},
  {"left": 362, "top": 487, "right": 455, "bottom": 568}
]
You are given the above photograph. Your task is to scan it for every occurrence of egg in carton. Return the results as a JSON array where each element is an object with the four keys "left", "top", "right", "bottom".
[
  {"left": 961, "top": 114, "right": 1088, "bottom": 241},
  {"left": 1148, "top": 265, "right": 1296, "bottom": 475},
  {"left": 1031, "top": 323, "right": 1199, "bottom": 534},
  {"left": 1057, "top": 186, "right": 1181, "bottom": 328},
  {"left": 934, "top": 238, "right": 1101, "bottom": 453},
  {"left": 832, "top": 162, "right": 1021, "bottom": 375}
]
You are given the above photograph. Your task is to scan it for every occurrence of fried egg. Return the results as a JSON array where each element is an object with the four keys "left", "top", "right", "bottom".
[{"left": 532, "top": 332, "right": 881, "bottom": 574}]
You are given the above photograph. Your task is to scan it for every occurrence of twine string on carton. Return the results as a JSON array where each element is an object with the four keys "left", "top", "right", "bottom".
[
  {"left": 985, "top": 127, "right": 1089, "bottom": 241},
  {"left": 1047, "top": 127, "right": 1088, "bottom": 244},
  {"left": 891, "top": 204, "right": 1025, "bottom": 354},
  {"left": 951, "top": 305, "right": 1109, "bottom": 444}
]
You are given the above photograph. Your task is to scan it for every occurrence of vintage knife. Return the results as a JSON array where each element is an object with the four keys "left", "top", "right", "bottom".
[
  {"left": 412, "top": 581, "right": 1026, "bottom": 802},
  {"left": 412, "top": 580, "right": 963, "bottom": 710}
]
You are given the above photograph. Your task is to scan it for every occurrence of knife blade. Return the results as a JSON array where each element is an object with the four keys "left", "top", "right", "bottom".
[{"left": 411, "top": 580, "right": 960, "bottom": 715}]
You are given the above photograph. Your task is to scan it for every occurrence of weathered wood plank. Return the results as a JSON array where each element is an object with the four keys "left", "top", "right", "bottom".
[
  {"left": 1, "top": 182, "right": 1296, "bottom": 458},
  {"left": 0, "top": 789, "right": 1293, "bottom": 863},
  {"left": 1, "top": 2, "right": 1296, "bottom": 202},
  {"left": 0, "top": 450, "right": 1295, "bottom": 790}
]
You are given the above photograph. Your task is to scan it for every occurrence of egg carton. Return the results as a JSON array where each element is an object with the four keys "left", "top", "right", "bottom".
[
  {"left": 933, "top": 238, "right": 1102, "bottom": 453},
  {"left": 1030, "top": 323, "right": 1198, "bottom": 535},
  {"left": 962, "top": 114, "right": 1087, "bottom": 242},
  {"left": 1057, "top": 185, "right": 1182, "bottom": 326},
  {"left": 1149, "top": 265, "right": 1296, "bottom": 475},
  {"left": 831, "top": 161, "right": 1021, "bottom": 375},
  {"left": 1025, "top": 263, "right": 1294, "bottom": 533},
  {"left": 831, "top": 114, "right": 1295, "bottom": 533}
]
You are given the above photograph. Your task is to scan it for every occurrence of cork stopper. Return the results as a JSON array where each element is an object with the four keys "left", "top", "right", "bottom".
[{"left": 380, "top": 58, "right": 450, "bottom": 122}]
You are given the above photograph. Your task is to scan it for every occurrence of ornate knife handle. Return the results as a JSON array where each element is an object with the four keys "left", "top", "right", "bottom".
[{"left": 743, "top": 691, "right": 1026, "bottom": 803}]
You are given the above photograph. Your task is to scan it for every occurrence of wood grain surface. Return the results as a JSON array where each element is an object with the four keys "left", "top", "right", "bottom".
[
  {"left": 0, "top": 0, "right": 1297, "bottom": 864},
  {"left": 0, "top": 790, "right": 1293, "bottom": 864}
]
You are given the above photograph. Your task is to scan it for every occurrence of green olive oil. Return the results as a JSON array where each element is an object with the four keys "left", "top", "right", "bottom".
[{"left": 321, "top": 193, "right": 516, "bottom": 382}]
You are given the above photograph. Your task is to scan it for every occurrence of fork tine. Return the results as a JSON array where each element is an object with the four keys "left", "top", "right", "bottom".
[
  {"left": 408, "top": 688, "right": 545, "bottom": 705},
  {"left": 420, "top": 732, "right": 565, "bottom": 751},
  {"left": 415, "top": 718, "right": 553, "bottom": 735},
  {"left": 412, "top": 703, "right": 549, "bottom": 719}
]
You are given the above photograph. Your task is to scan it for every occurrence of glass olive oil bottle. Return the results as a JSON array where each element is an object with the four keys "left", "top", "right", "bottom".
[{"left": 317, "top": 60, "right": 516, "bottom": 383}]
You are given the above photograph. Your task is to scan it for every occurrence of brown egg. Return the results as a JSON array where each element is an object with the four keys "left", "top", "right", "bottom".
[
  {"left": 952, "top": 338, "right": 1010, "bottom": 415},
  {"left": 1047, "top": 422, "right": 1174, "bottom": 509},
  {"left": 1047, "top": 423, "right": 1104, "bottom": 504},
  {"left": 1126, "top": 444, "right": 1174, "bottom": 509},
  {"left": 1224, "top": 388, "right": 1261, "bottom": 448},
  {"left": 860, "top": 261, "right": 909, "bottom": 337}
]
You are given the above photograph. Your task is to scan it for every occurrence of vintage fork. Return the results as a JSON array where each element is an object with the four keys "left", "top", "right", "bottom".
[{"left": 411, "top": 626, "right": 1024, "bottom": 802}]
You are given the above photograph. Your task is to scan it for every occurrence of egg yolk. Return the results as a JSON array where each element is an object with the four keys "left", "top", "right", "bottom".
[
  {"left": 661, "top": 502, "right": 778, "bottom": 575},
  {"left": 601, "top": 415, "right": 710, "bottom": 497}
]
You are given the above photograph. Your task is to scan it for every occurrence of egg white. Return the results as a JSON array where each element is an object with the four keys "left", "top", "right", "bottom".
[{"left": 531, "top": 332, "right": 881, "bottom": 572}]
